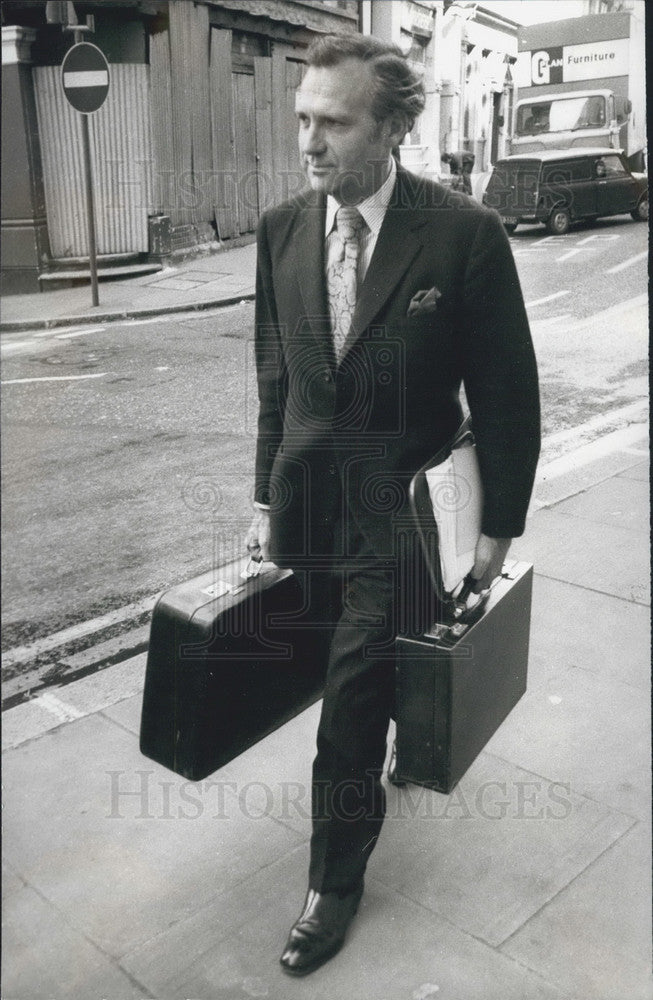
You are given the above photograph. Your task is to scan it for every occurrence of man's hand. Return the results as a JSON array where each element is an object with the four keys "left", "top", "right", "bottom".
[
  {"left": 245, "top": 508, "right": 271, "bottom": 563},
  {"left": 469, "top": 533, "right": 512, "bottom": 593}
]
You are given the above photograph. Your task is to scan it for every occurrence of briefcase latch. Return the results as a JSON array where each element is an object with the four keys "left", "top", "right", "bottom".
[
  {"left": 425, "top": 620, "right": 470, "bottom": 643},
  {"left": 425, "top": 623, "right": 449, "bottom": 640}
]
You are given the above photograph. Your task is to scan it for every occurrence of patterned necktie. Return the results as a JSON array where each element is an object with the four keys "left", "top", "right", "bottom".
[{"left": 327, "top": 205, "right": 365, "bottom": 360}]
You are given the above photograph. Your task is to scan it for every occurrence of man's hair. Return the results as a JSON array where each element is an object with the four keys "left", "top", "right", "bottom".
[{"left": 303, "top": 34, "right": 426, "bottom": 131}]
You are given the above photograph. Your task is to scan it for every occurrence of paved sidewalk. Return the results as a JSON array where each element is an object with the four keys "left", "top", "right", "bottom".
[
  {"left": 0, "top": 242, "right": 257, "bottom": 332},
  {"left": 2, "top": 429, "right": 651, "bottom": 1000}
]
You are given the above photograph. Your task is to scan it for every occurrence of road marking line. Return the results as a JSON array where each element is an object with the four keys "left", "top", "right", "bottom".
[
  {"left": 119, "top": 317, "right": 164, "bottom": 326},
  {"left": 1, "top": 373, "right": 107, "bottom": 385},
  {"left": 525, "top": 290, "right": 570, "bottom": 308},
  {"left": 2, "top": 595, "right": 160, "bottom": 668},
  {"left": 606, "top": 251, "right": 648, "bottom": 275},
  {"left": 556, "top": 248, "right": 584, "bottom": 263},
  {"left": 575, "top": 234, "right": 620, "bottom": 245},
  {"left": 514, "top": 236, "right": 566, "bottom": 253},
  {"left": 0, "top": 341, "right": 35, "bottom": 351},
  {"left": 2, "top": 327, "right": 105, "bottom": 350},
  {"left": 55, "top": 327, "right": 107, "bottom": 340},
  {"left": 31, "top": 692, "right": 85, "bottom": 723},
  {"left": 33, "top": 326, "right": 105, "bottom": 339}
]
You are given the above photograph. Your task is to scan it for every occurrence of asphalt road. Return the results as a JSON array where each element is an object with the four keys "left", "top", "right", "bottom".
[
  {"left": 1, "top": 213, "right": 648, "bottom": 651},
  {"left": 509, "top": 215, "right": 648, "bottom": 449}
]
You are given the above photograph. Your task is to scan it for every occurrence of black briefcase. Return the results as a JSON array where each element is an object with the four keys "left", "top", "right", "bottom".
[
  {"left": 393, "top": 417, "right": 533, "bottom": 793},
  {"left": 395, "top": 560, "right": 532, "bottom": 793},
  {"left": 139, "top": 557, "right": 330, "bottom": 781}
]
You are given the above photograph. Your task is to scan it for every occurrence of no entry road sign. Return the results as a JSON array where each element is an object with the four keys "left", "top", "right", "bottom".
[{"left": 61, "top": 42, "right": 109, "bottom": 113}]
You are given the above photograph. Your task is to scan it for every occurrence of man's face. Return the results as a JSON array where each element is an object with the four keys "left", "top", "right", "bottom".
[{"left": 295, "top": 60, "right": 398, "bottom": 204}]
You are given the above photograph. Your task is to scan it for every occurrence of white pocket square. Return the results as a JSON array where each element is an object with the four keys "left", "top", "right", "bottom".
[{"left": 407, "top": 286, "right": 441, "bottom": 317}]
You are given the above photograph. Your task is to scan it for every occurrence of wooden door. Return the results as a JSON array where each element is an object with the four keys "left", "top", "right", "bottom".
[
  {"left": 210, "top": 29, "right": 306, "bottom": 238},
  {"left": 232, "top": 71, "right": 258, "bottom": 234}
]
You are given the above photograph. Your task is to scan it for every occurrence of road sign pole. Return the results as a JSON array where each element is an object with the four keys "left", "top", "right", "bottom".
[
  {"left": 61, "top": 37, "right": 109, "bottom": 309},
  {"left": 80, "top": 112, "right": 99, "bottom": 307}
]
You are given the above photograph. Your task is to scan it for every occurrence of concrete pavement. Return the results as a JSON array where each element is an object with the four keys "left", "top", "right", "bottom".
[
  {"left": 2, "top": 426, "right": 651, "bottom": 1000},
  {"left": 0, "top": 242, "right": 257, "bottom": 332}
]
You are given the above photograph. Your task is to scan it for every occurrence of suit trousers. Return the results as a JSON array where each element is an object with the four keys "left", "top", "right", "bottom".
[{"left": 301, "top": 516, "right": 439, "bottom": 895}]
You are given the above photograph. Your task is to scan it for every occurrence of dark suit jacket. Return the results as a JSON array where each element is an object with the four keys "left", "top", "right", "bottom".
[{"left": 253, "top": 166, "right": 540, "bottom": 567}]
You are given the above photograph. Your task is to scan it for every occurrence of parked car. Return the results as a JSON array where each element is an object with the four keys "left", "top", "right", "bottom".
[{"left": 483, "top": 148, "right": 648, "bottom": 235}]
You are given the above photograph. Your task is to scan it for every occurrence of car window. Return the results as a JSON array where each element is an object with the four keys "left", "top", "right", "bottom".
[
  {"left": 596, "top": 155, "right": 627, "bottom": 177},
  {"left": 541, "top": 164, "right": 570, "bottom": 184},
  {"left": 542, "top": 159, "right": 591, "bottom": 183}
]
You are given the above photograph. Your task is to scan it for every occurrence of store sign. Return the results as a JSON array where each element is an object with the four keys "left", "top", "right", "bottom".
[
  {"left": 517, "top": 37, "right": 629, "bottom": 86},
  {"left": 530, "top": 47, "right": 563, "bottom": 85},
  {"left": 563, "top": 38, "right": 629, "bottom": 83}
]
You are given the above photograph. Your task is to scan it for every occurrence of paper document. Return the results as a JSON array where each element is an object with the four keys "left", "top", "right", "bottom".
[{"left": 424, "top": 442, "right": 483, "bottom": 592}]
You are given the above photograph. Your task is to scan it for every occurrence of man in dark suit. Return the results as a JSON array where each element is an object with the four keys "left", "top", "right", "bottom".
[{"left": 246, "top": 33, "right": 540, "bottom": 976}]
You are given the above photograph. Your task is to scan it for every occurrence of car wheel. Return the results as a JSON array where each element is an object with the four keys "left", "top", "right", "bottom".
[
  {"left": 503, "top": 221, "right": 518, "bottom": 234},
  {"left": 547, "top": 207, "right": 570, "bottom": 235},
  {"left": 631, "top": 197, "right": 648, "bottom": 222}
]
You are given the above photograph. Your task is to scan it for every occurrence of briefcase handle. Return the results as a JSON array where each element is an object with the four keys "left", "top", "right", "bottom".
[
  {"left": 243, "top": 554, "right": 263, "bottom": 578},
  {"left": 452, "top": 573, "right": 491, "bottom": 625},
  {"left": 454, "top": 573, "right": 475, "bottom": 606},
  {"left": 452, "top": 560, "right": 522, "bottom": 626}
]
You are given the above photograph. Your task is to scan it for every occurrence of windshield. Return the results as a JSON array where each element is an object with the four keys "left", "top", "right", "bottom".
[{"left": 516, "top": 96, "right": 606, "bottom": 136}]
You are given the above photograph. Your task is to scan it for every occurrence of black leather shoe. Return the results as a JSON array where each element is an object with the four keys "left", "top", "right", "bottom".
[
  {"left": 387, "top": 740, "right": 406, "bottom": 787},
  {"left": 280, "top": 880, "right": 364, "bottom": 976}
]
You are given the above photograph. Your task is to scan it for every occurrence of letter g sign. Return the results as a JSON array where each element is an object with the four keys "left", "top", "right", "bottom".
[{"left": 532, "top": 50, "right": 550, "bottom": 85}]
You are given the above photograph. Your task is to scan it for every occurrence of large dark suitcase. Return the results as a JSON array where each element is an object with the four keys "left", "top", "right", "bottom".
[
  {"left": 140, "top": 557, "right": 330, "bottom": 780},
  {"left": 394, "top": 560, "right": 532, "bottom": 793}
]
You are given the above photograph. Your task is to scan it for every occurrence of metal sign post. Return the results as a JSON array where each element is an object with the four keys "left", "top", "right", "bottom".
[
  {"left": 80, "top": 114, "right": 99, "bottom": 306},
  {"left": 60, "top": 40, "right": 110, "bottom": 307}
]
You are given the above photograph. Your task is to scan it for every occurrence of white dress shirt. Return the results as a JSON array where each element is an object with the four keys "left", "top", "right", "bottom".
[{"left": 325, "top": 155, "right": 397, "bottom": 286}]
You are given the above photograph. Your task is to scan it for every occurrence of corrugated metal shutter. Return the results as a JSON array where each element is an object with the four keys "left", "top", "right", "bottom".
[{"left": 33, "top": 64, "right": 153, "bottom": 257}]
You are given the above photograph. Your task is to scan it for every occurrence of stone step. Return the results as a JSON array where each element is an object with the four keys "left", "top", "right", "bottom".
[{"left": 39, "top": 262, "right": 163, "bottom": 287}]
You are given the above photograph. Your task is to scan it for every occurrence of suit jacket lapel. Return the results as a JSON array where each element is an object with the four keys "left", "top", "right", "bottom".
[{"left": 290, "top": 191, "right": 334, "bottom": 359}]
